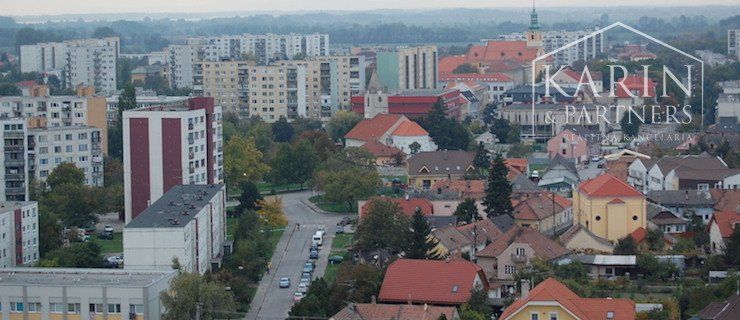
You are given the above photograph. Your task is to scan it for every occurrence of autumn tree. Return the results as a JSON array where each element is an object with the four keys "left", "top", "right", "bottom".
[
  {"left": 255, "top": 198, "right": 287, "bottom": 227},
  {"left": 160, "top": 273, "right": 236, "bottom": 320},
  {"left": 223, "top": 136, "right": 270, "bottom": 188}
]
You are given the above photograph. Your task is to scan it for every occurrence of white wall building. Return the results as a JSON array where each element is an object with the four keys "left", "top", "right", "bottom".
[
  {"left": 19, "top": 42, "right": 67, "bottom": 73},
  {"left": 716, "top": 93, "right": 740, "bottom": 123},
  {"left": 122, "top": 98, "right": 223, "bottom": 223},
  {"left": 490, "top": 27, "right": 604, "bottom": 66},
  {"left": 124, "top": 184, "right": 226, "bottom": 275},
  {"left": 0, "top": 201, "right": 39, "bottom": 268},
  {"left": 28, "top": 125, "right": 104, "bottom": 187},
  {"left": 0, "top": 267, "right": 175, "bottom": 320}
]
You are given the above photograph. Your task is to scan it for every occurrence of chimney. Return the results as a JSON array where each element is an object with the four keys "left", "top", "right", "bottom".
[
  {"left": 520, "top": 279, "right": 531, "bottom": 298},
  {"left": 407, "top": 293, "right": 412, "bottom": 305}
]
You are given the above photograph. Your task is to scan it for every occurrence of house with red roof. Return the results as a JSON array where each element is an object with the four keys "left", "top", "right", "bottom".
[
  {"left": 331, "top": 302, "right": 458, "bottom": 320},
  {"left": 499, "top": 278, "right": 635, "bottom": 320},
  {"left": 378, "top": 259, "right": 489, "bottom": 306},
  {"left": 351, "top": 89, "right": 465, "bottom": 120},
  {"left": 614, "top": 75, "right": 656, "bottom": 105},
  {"left": 358, "top": 196, "right": 434, "bottom": 220},
  {"left": 512, "top": 192, "right": 573, "bottom": 236},
  {"left": 628, "top": 227, "right": 677, "bottom": 251},
  {"left": 708, "top": 211, "right": 739, "bottom": 254},
  {"left": 343, "top": 114, "right": 436, "bottom": 155},
  {"left": 573, "top": 173, "right": 647, "bottom": 241}
]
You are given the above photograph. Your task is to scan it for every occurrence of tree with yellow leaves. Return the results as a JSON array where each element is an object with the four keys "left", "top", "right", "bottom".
[{"left": 255, "top": 198, "right": 287, "bottom": 227}]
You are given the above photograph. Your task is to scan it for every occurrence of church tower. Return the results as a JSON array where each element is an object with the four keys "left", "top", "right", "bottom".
[{"left": 526, "top": 2, "right": 542, "bottom": 48}]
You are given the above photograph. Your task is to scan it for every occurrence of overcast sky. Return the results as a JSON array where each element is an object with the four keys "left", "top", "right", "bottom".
[{"left": 4, "top": 0, "right": 739, "bottom": 16}]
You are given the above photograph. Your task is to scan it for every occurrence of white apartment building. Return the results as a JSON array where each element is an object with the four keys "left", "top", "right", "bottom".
[
  {"left": 728, "top": 29, "right": 739, "bottom": 60},
  {"left": 124, "top": 184, "right": 225, "bottom": 275},
  {"left": 0, "top": 268, "right": 175, "bottom": 320},
  {"left": 313, "top": 55, "right": 367, "bottom": 108},
  {"left": 188, "top": 33, "right": 329, "bottom": 64},
  {"left": 0, "top": 119, "right": 29, "bottom": 202},
  {"left": 0, "top": 95, "right": 109, "bottom": 155},
  {"left": 491, "top": 27, "right": 604, "bottom": 66},
  {"left": 28, "top": 125, "right": 104, "bottom": 187},
  {"left": 276, "top": 60, "right": 336, "bottom": 120},
  {"left": 242, "top": 65, "right": 303, "bottom": 122},
  {"left": 716, "top": 93, "right": 740, "bottom": 123},
  {"left": 167, "top": 44, "right": 200, "bottom": 89},
  {"left": 122, "top": 97, "right": 223, "bottom": 222},
  {"left": 0, "top": 201, "right": 39, "bottom": 268},
  {"left": 20, "top": 37, "right": 120, "bottom": 94}
]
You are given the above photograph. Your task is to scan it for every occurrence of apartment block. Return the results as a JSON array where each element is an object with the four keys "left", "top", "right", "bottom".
[
  {"left": 492, "top": 27, "right": 604, "bottom": 66},
  {"left": 188, "top": 33, "right": 329, "bottom": 65},
  {"left": 106, "top": 95, "right": 190, "bottom": 124},
  {"left": 276, "top": 60, "right": 337, "bottom": 119},
  {"left": 0, "top": 268, "right": 175, "bottom": 320},
  {"left": 315, "top": 55, "right": 366, "bottom": 107},
  {"left": 0, "top": 201, "right": 39, "bottom": 268},
  {"left": 0, "top": 119, "right": 29, "bottom": 202},
  {"left": 167, "top": 44, "right": 201, "bottom": 89},
  {"left": 20, "top": 38, "right": 120, "bottom": 94},
  {"left": 729, "top": 29, "right": 740, "bottom": 60},
  {"left": 124, "top": 184, "right": 226, "bottom": 274},
  {"left": 28, "top": 125, "right": 104, "bottom": 187},
  {"left": 0, "top": 95, "right": 109, "bottom": 155},
  {"left": 376, "top": 46, "right": 438, "bottom": 91},
  {"left": 243, "top": 65, "right": 295, "bottom": 122},
  {"left": 193, "top": 60, "right": 256, "bottom": 115},
  {"left": 122, "top": 97, "right": 223, "bottom": 222}
]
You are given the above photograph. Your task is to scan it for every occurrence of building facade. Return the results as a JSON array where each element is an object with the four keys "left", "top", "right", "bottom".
[
  {"left": 193, "top": 60, "right": 255, "bottom": 115},
  {"left": 0, "top": 119, "right": 29, "bottom": 201},
  {"left": 187, "top": 33, "right": 329, "bottom": 65},
  {"left": 122, "top": 97, "right": 223, "bottom": 222},
  {"left": 573, "top": 174, "right": 647, "bottom": 242},
  {"left": 124, "top": 184, "right": 226, "bottom": 274},
  {"left": 0, "top": 201, "right": 39, "bottom": 268},
  {"left": 313, "top": 55, "right": 367, "bottom": 107},
  {"left": 0, "top": 268, "right": 175, "bottom": 320},
  {"left": 28, "top": 125, "right": 104, "bottom": 187},
  {"left": 728, "top": 29, "right": 740, "bottom": 60},
  {"left": 19, "top": 42, "right": 67, "bottom": 73},
  {"left": 376, "top": 46, "right": 438, "bottom": 91}
]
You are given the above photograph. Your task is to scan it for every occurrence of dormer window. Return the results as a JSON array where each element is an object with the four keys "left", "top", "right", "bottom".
[{"left": 606, "top": 311, "right": 614, "bottom": 319}]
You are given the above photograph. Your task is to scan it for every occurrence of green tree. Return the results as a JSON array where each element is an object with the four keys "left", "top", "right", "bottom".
[
  {"left": 235, "top": 181, "right": 263, "bottom": 214},
  {"left": 0, "top": 83, "right": 20, "bottom": 96},
  {"left": 507, "top": 143, "right": 534, "bottom": 158},
  {"left": 270, "top": 143, "right": 296, "bottom": 189},
  {"left": 223, "top": 136, "right": 270, "bottom": 189},
  {"left": 328, "top": 264, "right": 384, "bottom": 311},
  {"left": 473, "top": 141, "right": 490, "bottom": 174},
  {"left": 160, "top": 272, "right": 237, "bottom": 320},
  {"left": 409, "top": 141, "right": 421, "bottom": 154},
  {"left": 46, "top": 162, "right": 85, "bottom": 188},
  {"left": 321, "top": 167, "right": 379, "bottom": 211},
  {"left": 419, "top": 98, "right": 471, "bottom": 150},
  {"left": 289, "top": 278, "right": 333, "bottom": 317},
  {"left": 42, "top": 164, "right": 102, "bottom": 227},
  {"left": 620, "top": 110, "right": 640, "bottom": 137},
  {"left": 39, "top": 242, "right": 103, "bottom": 268},
  {"left": 637, "top": 254, "right": 677, "bottom": 281},
  {"left": 91, "top": 26, "right": 117, "bottom": 38},
  {"left": 271, "top": 116, "right": 294, "bottom": 142},
  {"left": 291, "top": 139, "right": 319, "bottom": 188},
  {"left": 355, "top": 199, "right": 411, "bottom": 254},
  {"left": 117, "top": 83, "right": 137, "bottom": 119},
  {"left": 646, "top": 228, "right": 665, "bottom": 252},
  {"left": 454, "top": 198, "right": 479, "bottom": 223},
  {"left": 464, "top": 285, "right": 493, "bottom": 319},
  {"left": 407, "top": 208, "right": 442, "bottom": 259},
  {"left": 489, "top": 118, "right": 511, "bottom": 143},
  {"left": 246, "top": 120, "right": 274, "bottom": 153},
  {"left": 295, "top": 131, "right": 336, "bottom": 161},
  {"left": 453, "top": 63, "right": 479, "bottom": 74},
  {"left": 723, "top": 228, "right": 740, "bottom": 265},
  {"left": 327, "top": 110, "right": 362, "bottom": 142},
  {"left": 614, "top": 236, "right": 638, "bottom": 254},
  {"left": 482, "top": 154, "right": 513, "bottom": 218},
  {"left": 37, "top": 206, "right": 61, "bottom": 256}
]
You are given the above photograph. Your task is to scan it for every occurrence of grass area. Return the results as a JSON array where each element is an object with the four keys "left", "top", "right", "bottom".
[
  {"left": 227, "top": 216, "right": 237, "bottom": 241},
  {"left": 264, "top": 227, "right": 285, "bottom": 260},
  {"left": 324, "top": 233, "right": 354, "bottom": 283},
  {"left": 91, "top": 233, "right": 123, "bottom": 254},
  {"left": 309, "top": 195, "right": 355, "bottom": 213},
  {"left": 257, "top": 182, "right": 307, "bottom": 194}
]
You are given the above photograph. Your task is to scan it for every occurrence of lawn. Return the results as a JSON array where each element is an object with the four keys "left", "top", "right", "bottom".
[
  {"left": 309, "top": 195, "right": 355, "bottom": 213},
  {"left": 257, "top": 182, "right": 307, "bottom": 194},
  {"left": 324, "top": 233, "right": 354, "bottom": 283},
  {"left": 92, "top": 232, "right": 123, "bottom": 254},
  {"left": 227, "top": 216, "right": 237, "bottom": 241}
]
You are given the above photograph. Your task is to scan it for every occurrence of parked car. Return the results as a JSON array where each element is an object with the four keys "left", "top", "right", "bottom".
[
  {"left": 106, "top": 255, "right": 124, "bottom": 266},
  {"left": 309, "top": 249, "right": 319, "bottom": 259},
  {"left": 329, "top": 255, "right": 344, "bottom": 264},
  {"left": 591, "top": 156, "right": 601, "bottom": 162},
  {"left": 293, "top": 292, "right": 304, "bottom": 302},
  {"left": 310, "top": 243, "right": 319, "bottom": 252},
  {"left": 335, "top": 225, "right": 344, "bottom": 234},
  {"left": 306, "top": 259, "right": 316, "bottom": 268},
  {"left": 297, "top": 283, "right": 308, "bottom": 294},
  {"left": 98, "top": 231, "right": 113, "bottom": 240},
  {"left": 104, "top": 225, "right": 114, "bottom": 233},
  {"left": 300, "top": 274, "right": 311, "bottom": 285},
  {"left": 279, "top": 277, "right": 290, "bottom": 288},
  {"left": 339, "top": 217, "right": 352, "bottom": 226},
  {"left": 304, "top": 262, "right": 314, "bottom": 272},
  {"left": 302, "top": 265, "right": 313, "bottom": 274},
  {"left": 597, "top": 163, "right": 605, "bottom": 169}
]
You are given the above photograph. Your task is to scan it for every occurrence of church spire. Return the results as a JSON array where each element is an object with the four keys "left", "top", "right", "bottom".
[{"left": 529, "top": 0, "right": 540, "bottom": 31}]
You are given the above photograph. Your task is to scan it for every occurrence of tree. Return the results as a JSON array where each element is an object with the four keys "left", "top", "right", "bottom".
[
  {"left": 646, "top": 228, "right": 665, "bottom": 252},
  {"left": 0, "top": 83, "right": 20, "bottom": 96},
  {"left": 255, "top": 198, "right": 287, "bottom": 227},
  {"left": 409, "top": 141, "right": 422, "bottom": 154},
  {"left": 42, "top": 164, "right": 102, "bottom": 227},
  {"left": 507, "top": 143, "right": 534, "bottom": 158},
  {"left": 328, "top": 264, "right": 384, "bottom": 310},
  {"left": 37, "top": 206, "right": 61, "bottom": 255},
  {"left": 291, "top": 139, "right": 319, "bottom": 188},
  {"left": 482, "top": 154, "right": 513, "bottom": 218},
  {"left": 160, "top": 272, "right": 236, "bottom": 320},
  {"left": 464, "top": 285, "right": 493, "bottom": 319},
  {"left": 453, "top": 63, "right": 479, "bottom": 74},
  {"left": 117, "top": 83, "right": 137, "bottom": 119},
  {"left": 236, "top": 181, "right": 262, "bottom": 214},
  {"left": 489, "top": 118, "right": 511, "bottom": 143},
  {"left": 46, "top": 162, "right": 85, "bottom": 189},
  {"left": 295, "top": 131, "right": 336, "bottom": 161},
  {"left": 289, "top": 278, "right": 333, "bottom": 317},
  {"left": 270, "top": 143, "right": 296, "bottom": 189},
  {"left": 327, "top": 110, "right": 362, "bottom": 142},
  {"left": 637, "top": 254, "right": 677, "bottom": 281},
  {"left": 355, "top": 199, "right": 411, "bottom": 253},
  {"left": 321, "top": 167, "right": 379, "bottom": 211},
  {"left": 418, "top": 98, "right": 471, "bottom": 150},
  {"left": 91, "top": 26, "right": 117, "bottom": 38},
  {"left": 271, "top": 116, "right": 294, "bottom": 142},
  {"left": 39, "top": 242, "right": 103, "bottom": 268},
  {"left": 407, "top": 209, "right": 442, "bottom": 259},
  {"left": 723, "top": 228, "right": 740, "bottom": 265},
  {"left": 620, "top": 110, "right": 640, "bottom": 137},
  {"left": 614, "top": 236, "right": 638, "bottom": 254},
  {"left": 473, "top": 142, "right": 490, "bottom": 173},
  {"left": 246, "top": 120, "right": 274, "bottom": 153},
  {"left": 454, "top": 198, "right": 479, "bottom": 224},
  {"left": 223, "top": 136, "right": 270, "bottom": 189}
]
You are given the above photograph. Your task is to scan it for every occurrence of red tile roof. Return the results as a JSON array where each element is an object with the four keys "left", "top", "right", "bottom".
[
  {"left": 360, "top": 197, "right": 434, "bottom": 219},
  {"left": 477, "top": 226, "right": 569, "bottom": 260},
  {"left": 361, "top": 140, "right": 404, "bottom": 157},
  {"left": 392, "top": 120, "right": 428, "bottom": 136},
  {"left": 439, "top": 56, "right": 468, "bottom": 74},
  {"left": 708, "top": 211, "right": 740, "bottom": 239},
  {"left": 344, "top": 114, "right": 403, "bottom": 142},
  {"left": 466, "top": 41, "right": 539, "bottom": 63},
  {"left": 378, "top": 259, "right": 487, "bottom": 305},
  {"left": 16, "top": 81, "right": 36, "bottom": 87},
  {"left": 709, "top": 189, "right": 740, "bottom": 213},
  {"left": 432, "top": 179, "right": 486, "bottom": 199},
  {"left": 630, "top": 227, "right": 648, "bottom": 243},
  {"left": 500, "top": 278, "right": 635, "bottom": 320},
  {"left": 332, "top": 303, "right": 457, "bottom": 320},
  {"left": 513, "top": 192, "right": 572, "bottom": 221},
  {"left": 440, "top": 72, "right": 514, "bottom": 83},
  {"left": 578, "top": 174, "right": 643, "bottom": 198},
  {"left": 615, "top": 75, "right": 656, "bottom": 98}
]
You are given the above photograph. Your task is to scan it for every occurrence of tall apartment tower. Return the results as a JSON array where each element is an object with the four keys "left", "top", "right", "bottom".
[
  {"left": 0, "top": 119, "right": 29, "bottom": 201},
  {"left": 313, "top": 55, "right": 367, "bottom": 108},
  {"left": 64, "top": 37, "right": 120, "bottom": 94},
  {"left": 20, "top": 42, "right": 67, "bottom": 73},
  {"left": 376, "top": 46, "right": 438, "bottom": 91},
  {"left": 193, "top": 60, "right": 256, "bottom": 115},
  {"left": 729, "top": 30, "right": 740, "bottom": 60},
  {"left": 0, "top": 201, "right": 39, "bottom": 268},
  {"left": 123, "top": 97, "right": 224, "bottom": 223}
]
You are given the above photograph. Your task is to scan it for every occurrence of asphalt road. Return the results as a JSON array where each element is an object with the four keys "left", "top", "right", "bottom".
[{"left": 245, "top": 191, "right": 350, "bottom": 320}]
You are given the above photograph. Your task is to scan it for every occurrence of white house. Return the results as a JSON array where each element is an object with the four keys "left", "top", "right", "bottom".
[{"left": 344, "top": 114, "right": 436, "bottom": 154}]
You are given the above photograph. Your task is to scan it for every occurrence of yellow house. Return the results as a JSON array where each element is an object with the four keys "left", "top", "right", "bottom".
[
  {"left": 573, "top": 173, "right": 647, "bottom": 242},
  {"left": 499, "top": 278, "right": 635, "bottom": 320}
]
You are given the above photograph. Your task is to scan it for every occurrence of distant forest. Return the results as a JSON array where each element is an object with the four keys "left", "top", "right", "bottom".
[{"left": 0, "top": 7, "right": 739, "bottom": 54}]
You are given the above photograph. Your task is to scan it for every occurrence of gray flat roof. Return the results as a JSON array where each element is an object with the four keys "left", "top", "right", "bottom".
[
  {"left": 125, "top": 184, "right": 224, "bottom": 229},
  {"left": 0, "top": 201, "right": 35, "bottom": 214},
  {"left": 0, "top": 268, "right": 175, "bottom": 287}
]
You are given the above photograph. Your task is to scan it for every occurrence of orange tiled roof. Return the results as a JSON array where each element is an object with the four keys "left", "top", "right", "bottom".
[
  {"left": 378, "top": 259, "right": 488, "bottom": 305},
  {"left": 477, "top": 226, "right": 569, "bottom": 260},
  {"left": 392, "top": 120, "right": 428, "bottom": 136},
  {"left": 360, "top": 197, "right": 434, "bottom": 219},
  {"left": 332, "top": 303, "right": 457, "bottom": 320},
  {"left": 344, "top": 114, "right": 403, "bottom": 142},
  {"left": 708, "top": 211, "right": 740, "bottom": 239},
  {"left": 500, "top": 278, "right": 635, "bottom": 320},
  {"left": 578, "top": 174, "right": 643, "bottom": 198},
  {"left": 514, "top": 192, "right": 572, "bottom": 221},
  {"left": 432, "top": 179, "right": 486, "bottom": 199},
  {"left": 439, "top": 55, "right": 468, "bottom": 74},
  {"left": 466, "top": 41, "right": 539, "bottom": 63},
  {"left": 360, "top": 140, "right": 404, "bottom": 157}
]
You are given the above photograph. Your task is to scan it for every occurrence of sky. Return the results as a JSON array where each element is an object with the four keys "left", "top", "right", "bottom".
[{"left": 3, "top": 0, "right": 739, "bottom": 16}]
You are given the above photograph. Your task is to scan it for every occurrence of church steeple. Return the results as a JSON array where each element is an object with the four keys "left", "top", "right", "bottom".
[
  {"left": 529, "top": 0, "right": 540, "bottom": 31},
  {"left": 526, "top": 0, "right": 542, "bottom": 48}
]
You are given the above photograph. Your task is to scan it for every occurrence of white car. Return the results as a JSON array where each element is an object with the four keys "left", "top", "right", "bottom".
[
  {"left": 104, "top": 225, "right": 114, "bottom": 233},
  {"left": 293, "top": 292, "right": 304, "bottom": 302},
  {"left": 106, "top": 255, "right": 123, "bottom": 265},
  {"left": 297, "top": 283, "right": 308, "bottom": 294}
]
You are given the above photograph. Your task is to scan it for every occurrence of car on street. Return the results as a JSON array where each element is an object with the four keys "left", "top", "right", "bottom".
[
  {"left": 310, "top": 243, "right": 319, "bottom": 252},
  {"left": 329, "top": 255, "right": 344, "bottom": 264},
  {"left": 293, "top": 292, "right": 304, "bottom": 302},
  {"left": 309, "top": 249, "right": 319, "bottom": 259},
  {"left": 297, "top": 283, "right": 308, "bottom": 294},
  {"left": 591, "top": 156, "right": 601, "bottom": 162},
  {"left": 306, "top": 259, "right": 316, "bottom": 268},
  {"left": 301, "top": 272, "right": 311, "bottom": 282},
  {"left": 304, "top": 262, "right": 314, "bottom": 272},
  {"left": 99, "top": 231, "right": 113, "bottom": 240},
  {"left": 335, "top": 225, "right": 344, "bottom": 234},
  {"left": 339, "top": 216, "right": 352, "bottom": 226},
  {"left": 279, "top": 277, "right": 290, "bottom": 288},
  {"left": 302, "top": 265, "right": 313, "bottom": 274}
]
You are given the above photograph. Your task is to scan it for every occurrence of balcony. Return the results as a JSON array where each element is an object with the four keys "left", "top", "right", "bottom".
[
  {"left": 511, "top": 253, "right": 528, "bottom": 263},
  {"left": 5, "top": 187, "right": 25, "bottom": 195},
  {"left": 3, "top": 131, "right": 24, "bottom": 138},
  {"left": 4, "top": 173, "right": 24, "bottom": 180},
  {"left": 4, "top": 158, "right": 24, "bottom": 166},
  {"left": 4, "top": 145, "right": 23, "bottom": 151}
]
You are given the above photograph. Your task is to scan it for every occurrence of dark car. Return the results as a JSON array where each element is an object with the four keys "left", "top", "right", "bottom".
[
  {"left": 310, "top": 243, "right": 319, "bottom": 252},
  {"left": 99, "top": 231, "right": 113, "bottom": 240},
  {"left": 335, "top": 225, "right": 344, "bottom": 234},
  {"left": 329, "top": 255, "right": 344, "bottom": 264},
  {"left": 338, "top": 217, "right": 352, "bottom": 226},
  {"left": 309, "top": 249, "right": 319, "bottom": 259}
]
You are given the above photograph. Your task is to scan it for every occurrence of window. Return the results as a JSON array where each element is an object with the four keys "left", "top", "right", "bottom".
[
  {"left": 530, "top": 313, "right": 539, "bottom": 320},
  {"left": 550, "top": 313, "right": 558, "bottom": 320},
  {"left": 505, "top": 265, "right": 517, "bottom": 274},
  {"left": 107, "top": 304, "right": 121, "bottom": 314},
  {"left": 89, "top": 303, "right": 103, "bottom": 313},
  {"left": 516, "top": 248, "right": 525, "bottom": 255},
  {"left": 27, "top": 302, "right": 41, "bottom": 312},
  {"left": 607, "top": 311, "right": 615, "bottom": 319},
  {"left": 50, "top": 302, "right": 64, "bottom": 313},
  {"left": 67, "top": 303, "right": 81, "bottom": 313},
  {"left": 130, "top": 304, "right": 144, "bottom": 315},
  {"left": 632, "top": 215, "right": 639, "bottom": 221},
  {"left": 10, "top": 302, "right": 23, "bottom": 312}
]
